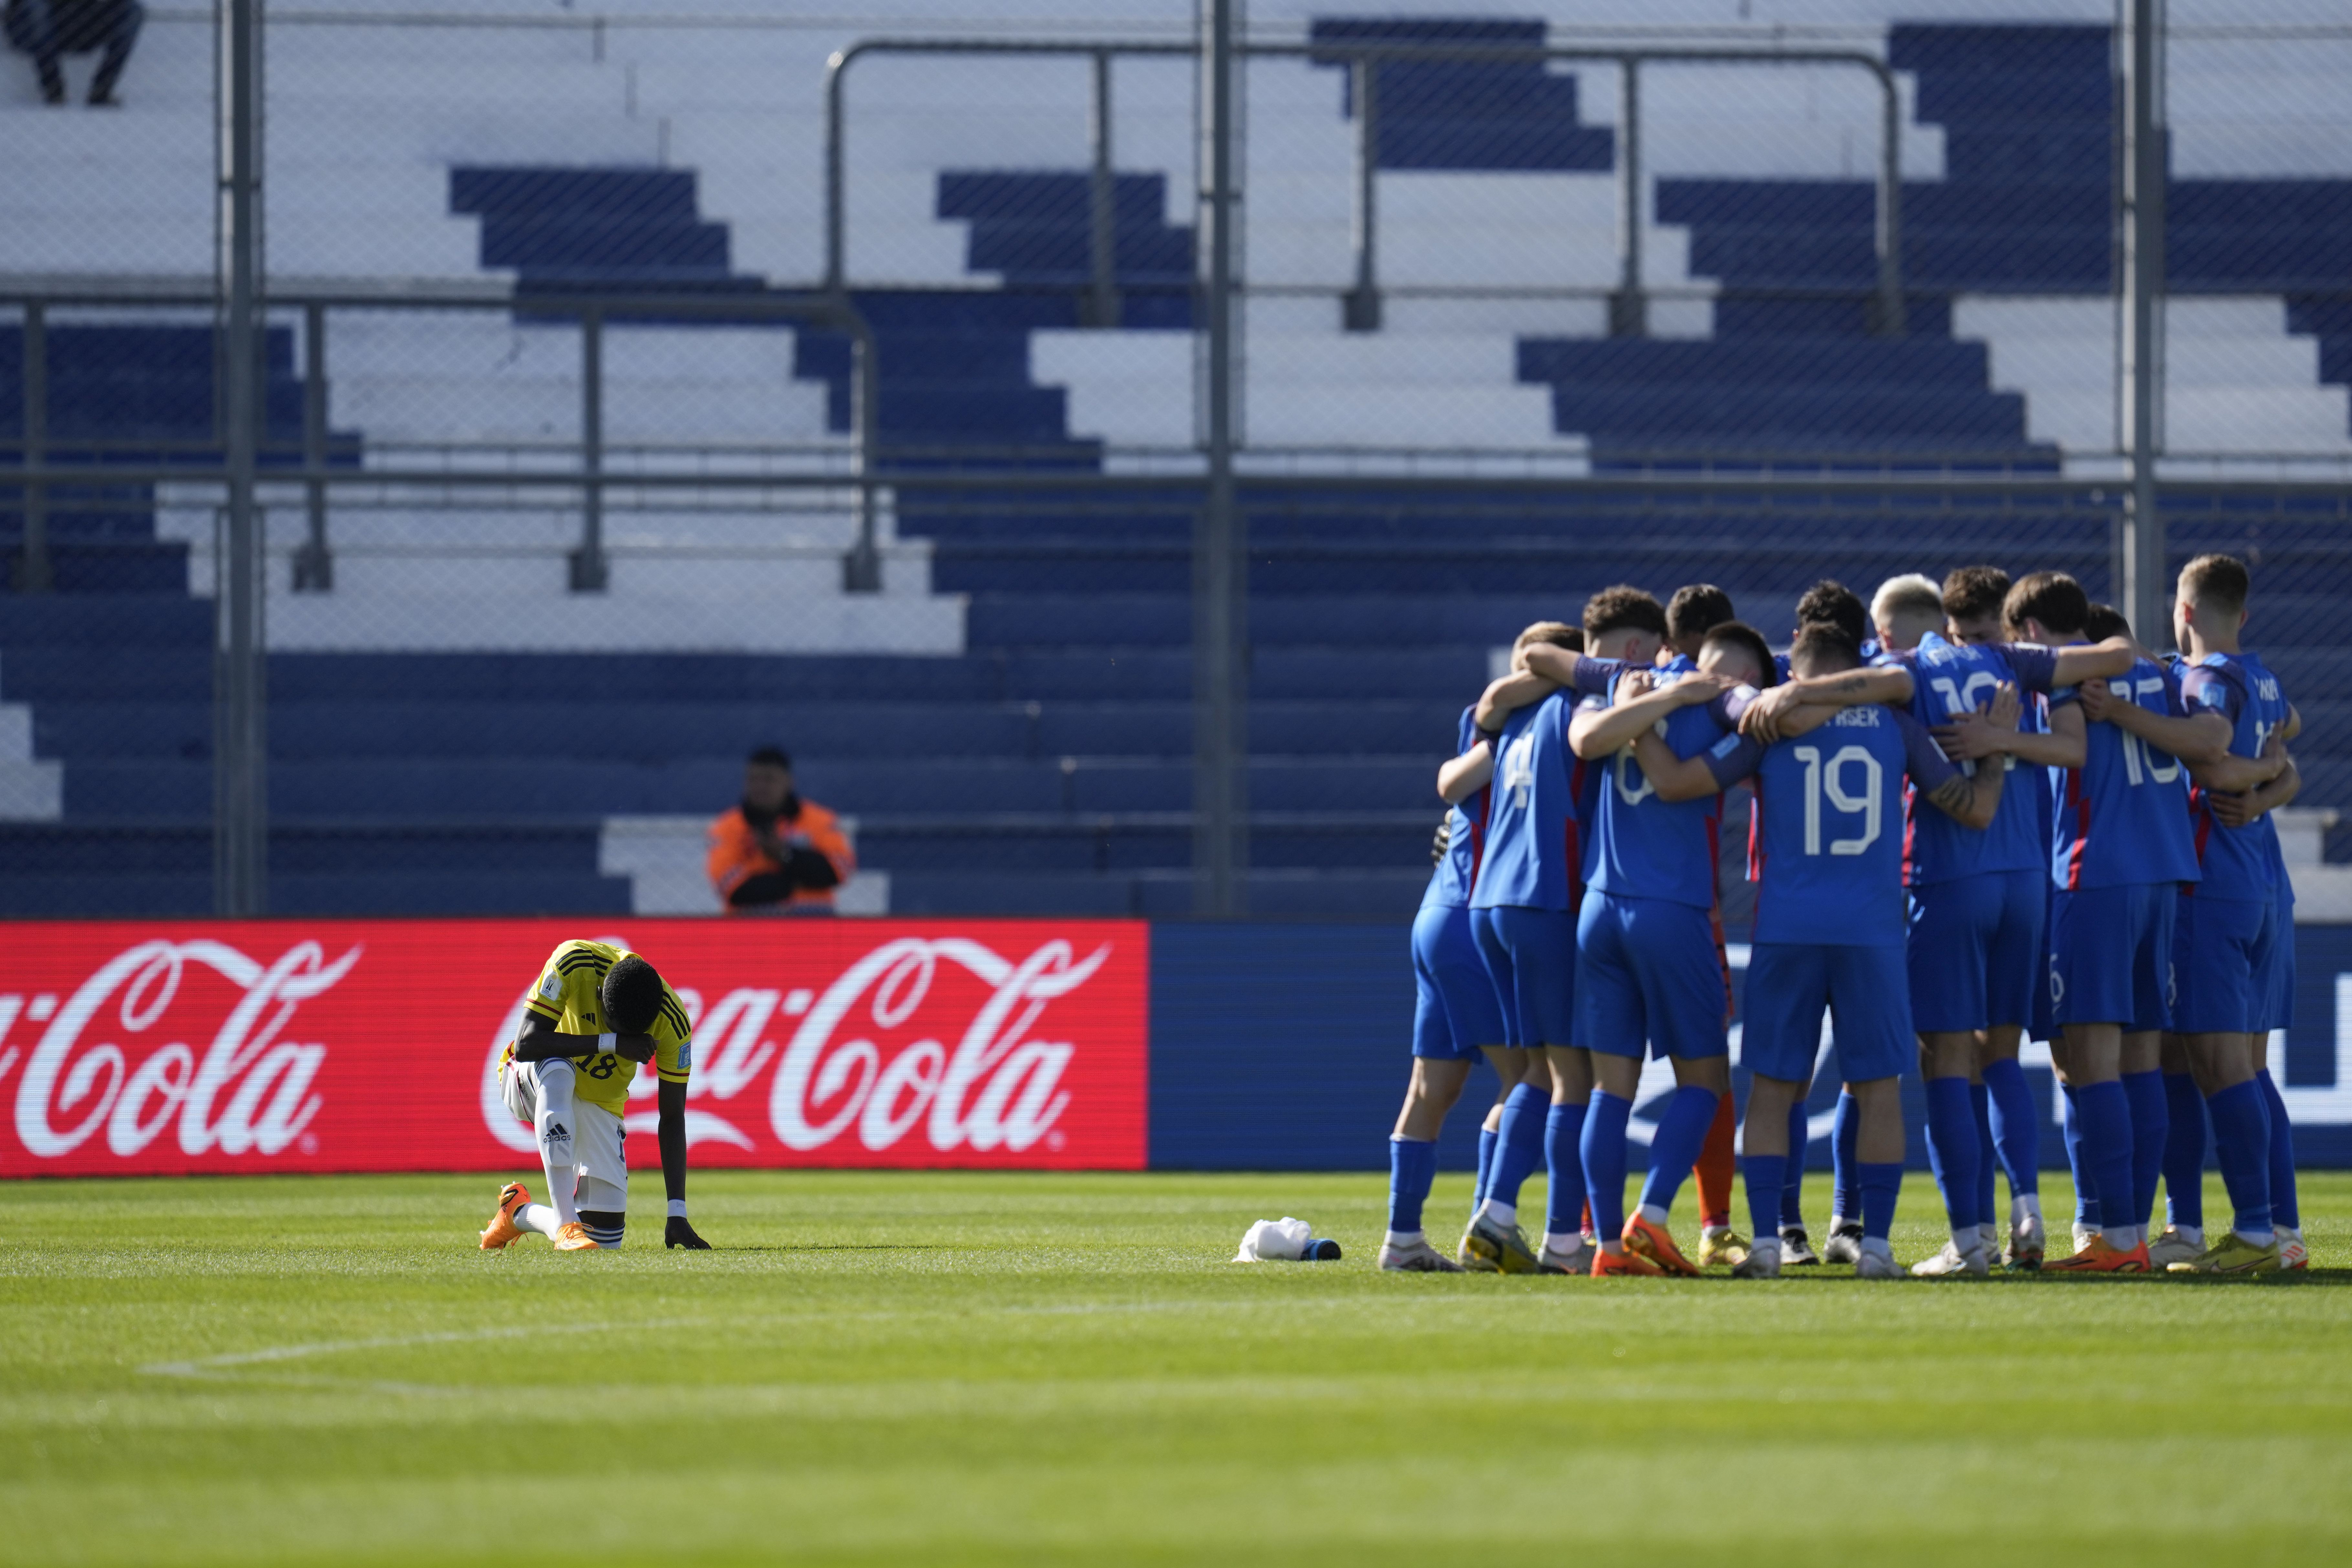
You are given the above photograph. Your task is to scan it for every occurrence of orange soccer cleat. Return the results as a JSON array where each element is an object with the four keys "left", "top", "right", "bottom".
[
  {"left": 1622, "top": 1213, "right": 1703, "bottom": 1276},
  {"left": 479, "top": 1181, "right": 530, "bottom": 1250},
  {"left": 552, "top": 1221, "right": 602, "bottom": 1252},
  {"left": 1591, "top": 1246, "right": 1665, "bottom": 1278},
  {"left": 2042, "top": 1234, "right": 2151, "bottom": 1274}
]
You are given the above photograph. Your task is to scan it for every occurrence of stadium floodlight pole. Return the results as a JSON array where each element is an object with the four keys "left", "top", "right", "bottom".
[
  {"left": 2119, "top": 0, "right": 2168, "bottom": 646},
  {"left": 293, "top": 299, "right": 331, "bottom": 591},
  {"left": 1194, "top": 0, "right": 1247, "bottom": 917},
  {"left": 213, "top": 0, "right": 267, "bottom": 915}
]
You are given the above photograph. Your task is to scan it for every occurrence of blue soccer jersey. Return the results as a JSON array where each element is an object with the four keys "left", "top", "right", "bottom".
[
  {"left": 2052, "top": 654, "right": 2201, "bottom": 890},
  {"left": 1422, "top": 707, "right": 1489, "bottom": 913},
  {"left": 1471, "top": 691, "right": 1585, "bottom": 913},
  {"left": 1583, "top": 661, "right": 1755, "bottom": 911},
  {"left": 1895, "top": 633, "right": 2060, "bottom": 885},
  {"left": 1709, "top": 703, "right": 1960, "bottom": 945},
  {"left": 2180, "top": 651, "right": 2292, "bottom": 903}
]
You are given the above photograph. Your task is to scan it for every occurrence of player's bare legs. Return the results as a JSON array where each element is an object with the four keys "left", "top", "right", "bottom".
[{"left": 1393, "top": 1057, "right": 1472, "bottom": 1142}]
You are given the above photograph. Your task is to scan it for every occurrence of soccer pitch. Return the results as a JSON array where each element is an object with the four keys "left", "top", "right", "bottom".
[{"left": 5, "top": 1172, "right": 2349, "bottom": 1566}]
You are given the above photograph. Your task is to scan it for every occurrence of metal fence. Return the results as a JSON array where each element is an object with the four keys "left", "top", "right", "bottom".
[{"left": 3, "top": 0, "right": 2350, "bottom": 922}]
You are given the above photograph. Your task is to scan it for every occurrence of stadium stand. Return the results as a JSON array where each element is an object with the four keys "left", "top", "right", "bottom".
[{"left": 2, "top": 2, "right": 2349, "bottom": 917}]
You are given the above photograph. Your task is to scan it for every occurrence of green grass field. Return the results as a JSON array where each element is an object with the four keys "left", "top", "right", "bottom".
[{"left": 4, "top": 1170, "right": 2350, "bottom": 1567}]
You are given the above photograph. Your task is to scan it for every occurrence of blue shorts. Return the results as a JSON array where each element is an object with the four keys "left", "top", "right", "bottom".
[
  {"left": 1741, "top": 942, "right": 1913, "bottom": 1085},
  {"left": 2049, "top": 882, "right": 2176, "bottom": 1031},
  {"left": 2172, "top": 893, "right": 2273, "bottom": 1035},
  {"left": 1907, "top": 868, "right": 2045, "bottom": 1034},
  {"left": 1412, "top": 903, "right": 1508, "bottom": 1060},
  {"left": 1469, "top": 904, "right": 1576, "bottom": 1049},
  {"left": 1575, "top": 891, "right": 1727, "bottom": 1061},
  {"left": 2264, "top": 885, "right": 2296, "bottom": 1032}
]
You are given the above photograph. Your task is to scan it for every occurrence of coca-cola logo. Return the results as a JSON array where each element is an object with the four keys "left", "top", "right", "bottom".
[
  {"left": 12, "top": 938, "right": 361, "bottom": 1161},
  {"left": 478, "top": 935, "right": 1110, "bottom": 1157}
]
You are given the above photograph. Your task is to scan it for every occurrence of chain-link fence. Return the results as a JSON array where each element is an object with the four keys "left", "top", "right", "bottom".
[{"left": 3, "top": 1, "right": 2349, "bottom": 922}]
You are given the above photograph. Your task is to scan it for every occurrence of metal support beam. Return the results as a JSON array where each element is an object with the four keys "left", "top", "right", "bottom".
[
  {"left": 841, "top": 305, "right": 884, "bottom": 592},
  {"left": 1870, "top": 60, "right": 1908, "bottom": 338},
  {"left": 1343, "top": 55, "right": 1381, "bottom": 332},
  {"left": 1193, "top": 0, "right": 1246, "bottom": 917},
  {"left": 213, "top": 0, "right": 267, "bottom": 916},
  {"left": 1083, "top": 50, "right": 1123, "bottom": 329},
  {"left": 1609, "top": 59, "right": 1646, "bottom": 338},
  {"left": 2119, "top": 0, "right": 2167, "bottom": 643},
  {"left": 13, "top": 303, "right": 48, "bottom": 592},
  {"left": 292, "top": 298, "right": 332, "bottom": 591},
  {"left": 570, "top": 304, "right": 608, "bottom": 592}
]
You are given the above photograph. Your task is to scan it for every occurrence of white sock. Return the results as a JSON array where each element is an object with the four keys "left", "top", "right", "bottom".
[
  {"left": 1385, "top": 1229, "right": 1424, "bottom": 1249},
  {"left": 1701, "top": 1223, "right": 1732, "bottom": 1240},
  {"left": 2172, "top": 1223, "right": 2205, "bottom": 1246},
  {"left": 2279, "top": 1225, "right": 2303, "bottom": 1244},
  {"left": 1477, "top": 1199, "right": 1516, "bottom": 1229},
  {"left": 515, "top": 1203, "right": 560, "bottom": 1238},
  {"left": 2014, "top": 1192, "right": 2043, "bottom": 1224},
  {"left": 534, "top": 1062, "right": 581, "bottom": 1227},
  {"left": 1830, "top": 1211, "right": 1853, "bottom": 1231},
  {"left": 2235, "top": 1227, "right": 2275, "bottom": 1247},
  {"left": 1860, "top": 1236, "right": 1895, "bottom": 1264},
  {"left": 1542, "top": 1231, "right": 1582, "bottom": 1256},
  {"left": 2102, "top": 1224, "right": 2140, "bottom": 1251},
  {"left": 1978, "top": 1221, "right": 2000, "bottom": 1251},
  {"left": 1637, "top": 1202, "right": 1670, "bottom": 1227},
  {"left": 1953, "top": 1227, "right": 1982, "bottom": 1257},
  {"left": 1749, "top": 1236, "right": 1781, "bottom": 1263}
]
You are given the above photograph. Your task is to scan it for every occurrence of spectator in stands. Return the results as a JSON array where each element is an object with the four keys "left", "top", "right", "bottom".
[
  {"left": 707, "top": 745, "right": 856, "bottom": 915},
  {"left": 5, "top": 0, "right": 142, "bottom": 107}
]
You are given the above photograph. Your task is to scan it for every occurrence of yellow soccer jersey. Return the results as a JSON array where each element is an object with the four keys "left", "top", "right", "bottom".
[{"left": 509, "top": 939, "right": 693, "bottom": 1117}]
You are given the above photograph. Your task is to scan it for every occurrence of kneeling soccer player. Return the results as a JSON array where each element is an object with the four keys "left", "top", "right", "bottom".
[
  {"left": 1633, "top": 624, "right": 2011, "bottom": 1277},
  {"left": 480, "top": 940, "right": 710, "bottom": 1252}
]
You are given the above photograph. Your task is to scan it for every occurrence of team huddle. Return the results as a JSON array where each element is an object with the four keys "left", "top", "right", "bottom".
[{"left": 1386, "top": 555, "right": 2305, "bottom": 1278}]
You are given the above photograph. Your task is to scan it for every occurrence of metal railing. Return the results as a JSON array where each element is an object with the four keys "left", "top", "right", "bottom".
[
  {"left": 823, "top": 36, "right": 1909, "bottom": 338},
  {"left": 5, "top": 284, "right": 888, "bottom": 598}
]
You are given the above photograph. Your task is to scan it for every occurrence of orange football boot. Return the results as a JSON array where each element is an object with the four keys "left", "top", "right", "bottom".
[
  {"left": 1622, "top": 1213, "right": 1702, "bottom": 1276},
  {"left": 2042, "top": 1234, "right": 2150, "bottom": 1274},
  {"left": 479, "top": 1181, "right": 530, "bottom": 1250},
  {"left": 1591, "top": 1246, "right": 1665, "bottom": 1278},
  {"left": 552, "top": 1221, "right": 602, "bottom": 1252}
]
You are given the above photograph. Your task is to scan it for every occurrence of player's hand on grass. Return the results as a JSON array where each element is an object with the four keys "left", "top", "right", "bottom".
[
  {"left": 2075, "top": 676, "right": 2114, "bottom": 722},
  {"left": 665, "top": 1216, "right": 711, "bottom": 1250}
]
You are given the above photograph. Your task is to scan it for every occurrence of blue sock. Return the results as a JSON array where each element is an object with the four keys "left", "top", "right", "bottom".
[
  {"left": 1473, "top": 1124, "right": 1499, "bottom": 1206},
  {"left": 2161, "top": 1072, "right": 2207, "bottom": 1230},
  {"left": 1744, "top": 1151, "right": 1788, "bottom": 1243},
  {"left": 1485, "top": 1082, "right": 1548, "bottom": 1209},
  {"left": 1972, "top": 1081, "right": 1998, "bottom": 1229},
  {"left": 1637, "top": 1085, "right": 1720, "bottom": 1216},
  {"left": 1544, "top": 1100, "right": 1588, "bottom": 1238},
  {"left": 1923, "top": 1077, "right": 1981, "bottom": 1232},
  {"left": 2206, "top": 1079, "right": 2273, "bottom": 1237},
  {"left": 1580, "top": 1091, "right": 1634, "bottom": 1243},
  {"left": 1982, "top": 1057, "right": 2040, "bottom": 1199},
  {"left": 1780, "top": 1097, "right": 1809, "bottom": 1227},
  {"left": 1388, "top": 1136, "right": 1437, "bottom": 1235},
  {"left": 2256, "top": 1070, "right": 2301, "bottom": 1230},
  {"left": 1831, "top": 1090, "right": 1860, "bottom": 1223},
  {"left": 2060, "top": 1081, "right": 2100, "bottom": 1228},
  {"left": 2075, "top": 1081, "right": 2135, "bottom": 1240},
  {"left": 1858, "top": 1160, "right": 1904, "bottom": 1243},
  {"left": 2123, "top": 1070, "right": 2168, "bottom": 1233}
]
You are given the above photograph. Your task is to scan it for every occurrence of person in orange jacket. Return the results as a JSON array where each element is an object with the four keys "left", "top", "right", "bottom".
[{"left": 707, "top": 745, "right": 857, "bottom": 914}]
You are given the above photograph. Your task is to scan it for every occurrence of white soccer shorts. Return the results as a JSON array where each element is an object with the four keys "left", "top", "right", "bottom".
[{"left": 500, "top": 1058, "right": 629, "bottom": 1212}]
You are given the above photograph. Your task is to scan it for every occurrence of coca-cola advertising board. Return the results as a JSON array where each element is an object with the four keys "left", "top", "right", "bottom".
[{"left": 0, "top": 920, "right": 1149, "bottom": 1176}]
